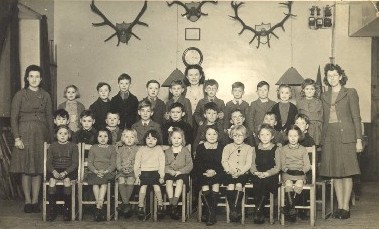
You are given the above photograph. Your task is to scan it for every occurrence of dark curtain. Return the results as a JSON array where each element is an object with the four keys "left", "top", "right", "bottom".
[
  {"left": 40, "top": 15, "right": 51, "bottom": 95},
  {"left": 0, "top": 0, "right": 20, "bottom": 98}
]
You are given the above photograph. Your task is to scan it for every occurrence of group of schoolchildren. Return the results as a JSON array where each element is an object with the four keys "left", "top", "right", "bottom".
[{"left": 46, "top": 65, "right": 323, "bottom": 226}]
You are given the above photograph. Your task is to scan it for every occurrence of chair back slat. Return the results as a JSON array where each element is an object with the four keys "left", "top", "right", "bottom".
[
  {"left": 43, "top": 142, "right": 49, "bottom": 181},
  {"left": 80, "top": 143, "right": 92, "bottom": 182},
  {"left": 305, "top": 146, "right": 316, "bottom": 184}
]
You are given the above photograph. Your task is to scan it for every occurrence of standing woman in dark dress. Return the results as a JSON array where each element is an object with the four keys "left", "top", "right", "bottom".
[
  {"left": 10, "top": 65, "right": 54, "bottom": 213},
  {"left": 320, "top": 64, "right": 363, "bottom": 219}
]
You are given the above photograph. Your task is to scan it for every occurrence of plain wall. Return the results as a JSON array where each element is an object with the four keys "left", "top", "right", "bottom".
[{"left": 55, "top": 1, "right": 371, "bottom": 121}]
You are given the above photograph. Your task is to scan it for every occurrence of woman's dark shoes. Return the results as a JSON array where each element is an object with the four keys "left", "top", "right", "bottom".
[
  {"left": 338, "top": 209, "right": 350, "bottom": 219},
  {"left": 332, "top": 209, "right": 342, "bottom": 218},
  {"left": 32, "top": 203, "right": 41, "bottom": 213},
  {"left": 24, "top": 204, "right": 33, "bottom": 213},
  {"left": 157, "top": 205, "right": 165, "bottom": 220}
]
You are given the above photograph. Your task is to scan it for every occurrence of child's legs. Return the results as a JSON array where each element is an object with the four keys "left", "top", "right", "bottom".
[
  {"left": 211, "top": 184, "right": 220, "bottom": 193},
  {"left": 118, "top": 177, "right": 134, "bottom": 204},
  {"left": 48, "top": 178, "right": 57, "bottom": 195},
  {"left": 293, "top": 180, "right": 304, "bottom": 195},
  {"left": 202, "top": 185, "right": 210, "bottom": 192},
  {"left": 153, "top": 184, "right": 163, "bottom": 205},
  {"left": 166, "top": 180, "right": 174, "bottom": 199},
  {"left": 92, "top": 185, "right": 100, "bottom": 202},
  {"left": 138, "top": 185, "right": 147, "bottom": 207},
  {"left": 21, "top": 174, "right": 32, "bottom": 203},
  {"left": 174, "top": 179, "right": 184, "bottom": 198},
  {"left": 227, "top": 184, "right": 235, "bottom": 191},
  {"left": 235, "top": 183, "right": 243, "bottom": 192},
  {"left": 285, "top": 180, "right": 294, "bottom": 193},
  {"left": 63, "top": 178, "right": 72, "bottom": 195}
]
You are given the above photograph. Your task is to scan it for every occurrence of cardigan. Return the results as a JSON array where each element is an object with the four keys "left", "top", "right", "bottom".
[
  {"left": 131, "top": 119, "right": 163, "bottom": 144},
  {"left": 58, "top": 100, "right": 85, "bottom": 132},
  {"left": 223, "top": 100, "right": 249, "bottom": 130},
  {"left": 271, "top": 102, "right": 298, "bottom": 132},
  {"left": 141, "top": 97, "right": 166, "bottom": 126},
  {"left": 165, "top": 96, "right": 193, "bottom": 125},
  {"left": 320, "top": 87, "right": 362, "bottom": 144},
  {"left": 221, "top": 143, "right": 253, "bottom": 175},
  {"left": 110, "top": 92, "right": 139, "bottom": 129},
  {"left": 134, "top": 146, "right": 165, "bottom": 178},
  {"left": 89, "top": 98, "right": 111, "bottom": 130},
  {"left": 164, "top": 146, "right": 193, "bottom": 174},
  {"left": 11, "top": 88, "right": 54, "bottom": 141},
  {"left": 47, "top": 142, "right": 79, "bottom": 174},
  {"left": 87, "top": 144, "right": 117, "bottom": 172},
  {"left": 246, "top": 99, "right": 276, "bottom": 134},
  {"left": 193, "top": 97, "right": 226, "bottom": 125}
]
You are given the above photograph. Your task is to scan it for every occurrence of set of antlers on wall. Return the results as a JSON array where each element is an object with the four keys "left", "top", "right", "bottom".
[
  {"left": 90, "top": 0, "right": 148, "bottom": 46},
  {"left": 230, "top": 1, "right": 295, "bottom": 48},
  {"left": 167, "top": 1, "right": 217, "bottom": 22}
]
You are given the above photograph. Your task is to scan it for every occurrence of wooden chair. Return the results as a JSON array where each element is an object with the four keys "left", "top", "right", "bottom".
[
  {"left": 241, "top": 183, "right": 276, "bottom": 224},
  {"left": 197, "top": 185, "right": 230, "bottom": 223},
  {"left": 77, "top": 143, "right": 111, "bottom": 221},
  {"left": 42, "top": 142, "right": 78, "bottom": 221},
  {"left": 315, "top": 178, "right": 334, "bottom": 219},
  {"left": 279, "top": 146, "right": 316, "bottom": 226},
  {"left": 154, "top": 177, "right": 192, "bottom": 222}
]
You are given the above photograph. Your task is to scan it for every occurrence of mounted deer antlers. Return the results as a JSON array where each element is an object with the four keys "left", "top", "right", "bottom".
[
  {"left": 230, "top": 1, "right": 295, "bottom": 48},
  {"left": 90, "top": 0, "right": 148, "bottom": 46},
  {"left": 167, "top": 1, "right": 217, "bottom": 22}
]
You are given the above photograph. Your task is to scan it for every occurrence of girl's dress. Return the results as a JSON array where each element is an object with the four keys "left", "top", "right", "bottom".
[
  {"left": 221, "top": 143, "right": 253, "bottom": 186},
  {"left": 297, "top": 97, "right": 323, "bottom": 145},
  {"left": 280, "top": 144, "right": 311, "bottom": 183},
  {"left": 10, "top": 88, "right": 54, "bottom": 174},
  {"left": 164, "top": 146, "right": 193, "bottom": 188},
  {"left": 115, "top": 144, "right": 139, "bottom": 180},
  {"left": 58, "top": 100, "right": 85, "bottom": 133},
  {"left": 46, "top": 141, "right": 79, "bottom": 180},
  {"left": 250, "top": 143, "right": 281, "bottom": 196},
  {"left": 85, "top": 145, "right": 117, "bottom": 185},
  {"left": 134, "top": 146, "right": 165, "bottom": 186},
  {"left": 193, "top": 143, "right": 225, "bottom": 186}
]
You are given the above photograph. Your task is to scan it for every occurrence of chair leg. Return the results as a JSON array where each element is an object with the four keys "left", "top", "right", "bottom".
[
  {"left": 322, "top": 182, "right": 326, "bottom": 219},
  {"left": 182, "top": 184, "right": 186, "bottom": 223},
  {"left": 43, "top": 184, "right": 47, "bottom": 222},
  {"left": 280, "top": 187, "right": 285, "bottom": 225},
  {"left": 241, "top": 189, "right": 246, "bottom": 224},
  {"left": 71, "top": 184, "right": 76, "bottom": 221},
  {"left": 310, "top": 188, "right": 315, "bottom": 226},
  {"left": 107, "top": 183, "right": 111, "bottom": 221},
  {"left": 270, "top": 192, "right": 274, "bottom": 224},
  {"left": 78, "top": 184, "right": 82, "bottom": 221},
  {"left": 114, "top": 182, "right": 118, "bottom": 221},
  {"left": 198, "top": 190, "right": 202, "bottom": 222}
]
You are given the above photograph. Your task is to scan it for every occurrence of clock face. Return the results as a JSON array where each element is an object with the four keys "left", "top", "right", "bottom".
[{"left": 182, "top": 47, "right": 203, "bottom": 66}]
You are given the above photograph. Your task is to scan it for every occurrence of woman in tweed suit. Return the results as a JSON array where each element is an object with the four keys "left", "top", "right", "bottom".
[{"left": 320, "top": 63, "right": 363, "bottom": 220}]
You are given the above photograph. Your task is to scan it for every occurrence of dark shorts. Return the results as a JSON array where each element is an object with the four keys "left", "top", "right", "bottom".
[
  {"left": 140, "top": 171, "right": 160, "bottom": 186},
  {"left": 47, "top": 168, "right": 77, "bottom": 180}
]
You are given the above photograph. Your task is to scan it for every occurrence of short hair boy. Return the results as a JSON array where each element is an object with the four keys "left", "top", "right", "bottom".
[
  {"left": 110, "top": 73, "right": 139, "bottom": 129},
  {"left": 141, "top": 80, "right": 166, "bottom": 126},
  {"left": 162, "top": 102, "right": 193, "bottom": 146},
  {"left": 193, "top": 79, "right": 225, "bottom": 126},
  {"left": 105, "top": 111, "right": 122, "bottom": 144},
  {"left": 72, "top": 110, "right": 97, "bottom": 144},
  {"left": 165, "top": 80, "right": 193, "bottom": 125},
  {"left": 224, "top": 82, "right": 249, "bottom": 131},
  {"left": 89, "top": 82, "right": 111, "bottom": 130},
  {"left": 246, "top": 81, "right": 276, "bottom": 136},
  {"left": 53, "top": 109, "right": 70, "bottom": 127},
  {"left": 294, "top": 113, "right": 315, "bottom": 147},
  {"left": 225, "top": 109, "right": 255, "bottom": 146},
  {"left": 131, "top": 100, "right": 162, "bottom": 144}
]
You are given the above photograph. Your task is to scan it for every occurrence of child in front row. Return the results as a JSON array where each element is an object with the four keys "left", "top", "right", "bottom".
[
  {"left": 193, "top": 126, "right": 225, "bottom": 226},
  {"left": 46, "top": 125, "right": 79, "bottom": 221},
  {"left": 134, "top": 130, "right": 165, "bottom": 220},
  {"left": 224, "top": 82, "right": 249, "bottom": 132},
  {"left": 281, "top": 125, "right": 311, "bottom": 222},
  {"left": 164, "top": 127, "right": 193, "bottom": 220},
  {"left": 72, "top": 110, "right": 97, "bottom": 145},
  {"left": 165, "top": 80, "right": 193, "bottom": 125},
  {"left": 132, "top": 100, "right": 163, "bottom": 145},
  {"left": 85, "top": 129, "right": 117, "bottom": 221},
  {"left": 58, "top": 84, "right": 85, "bottom": 133},
  {"left": 115, "top": 129, "right": 139, "bottom": 218},
  {"left": 250, "top": 124, "right": 281, "bottom": 224},
  {"left": 271, "top": 84, "right": 298, "bottom": 132},
  {"left": 162, "top": 102, "right": 193, "bottom": 146},
  {"left": 222, "top": 125, "right": 253, "bottom": 223}
]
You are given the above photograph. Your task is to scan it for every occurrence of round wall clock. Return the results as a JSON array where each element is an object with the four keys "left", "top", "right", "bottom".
[{"left": 182, "top": 47, "right": 203, "bottom": 66}]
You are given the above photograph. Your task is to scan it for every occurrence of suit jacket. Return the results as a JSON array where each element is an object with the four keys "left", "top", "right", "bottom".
[
  {"left": 131, "top": 120, "right": 163, "bottom": 144},
  {"left": 321, "top": 87, "right": 362, "bottom": 144},
  {"left": 141, "top": 97, "right": 166, "bottom": 126},
  {"left": 271, "top": 102, "right": 298, "bottom": 132},
  {"left": 246, "top": 99, "right": 276, "bottom": 134},
  {"left": 110, "top": 92, "right": 139, "bottom": 129}
]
